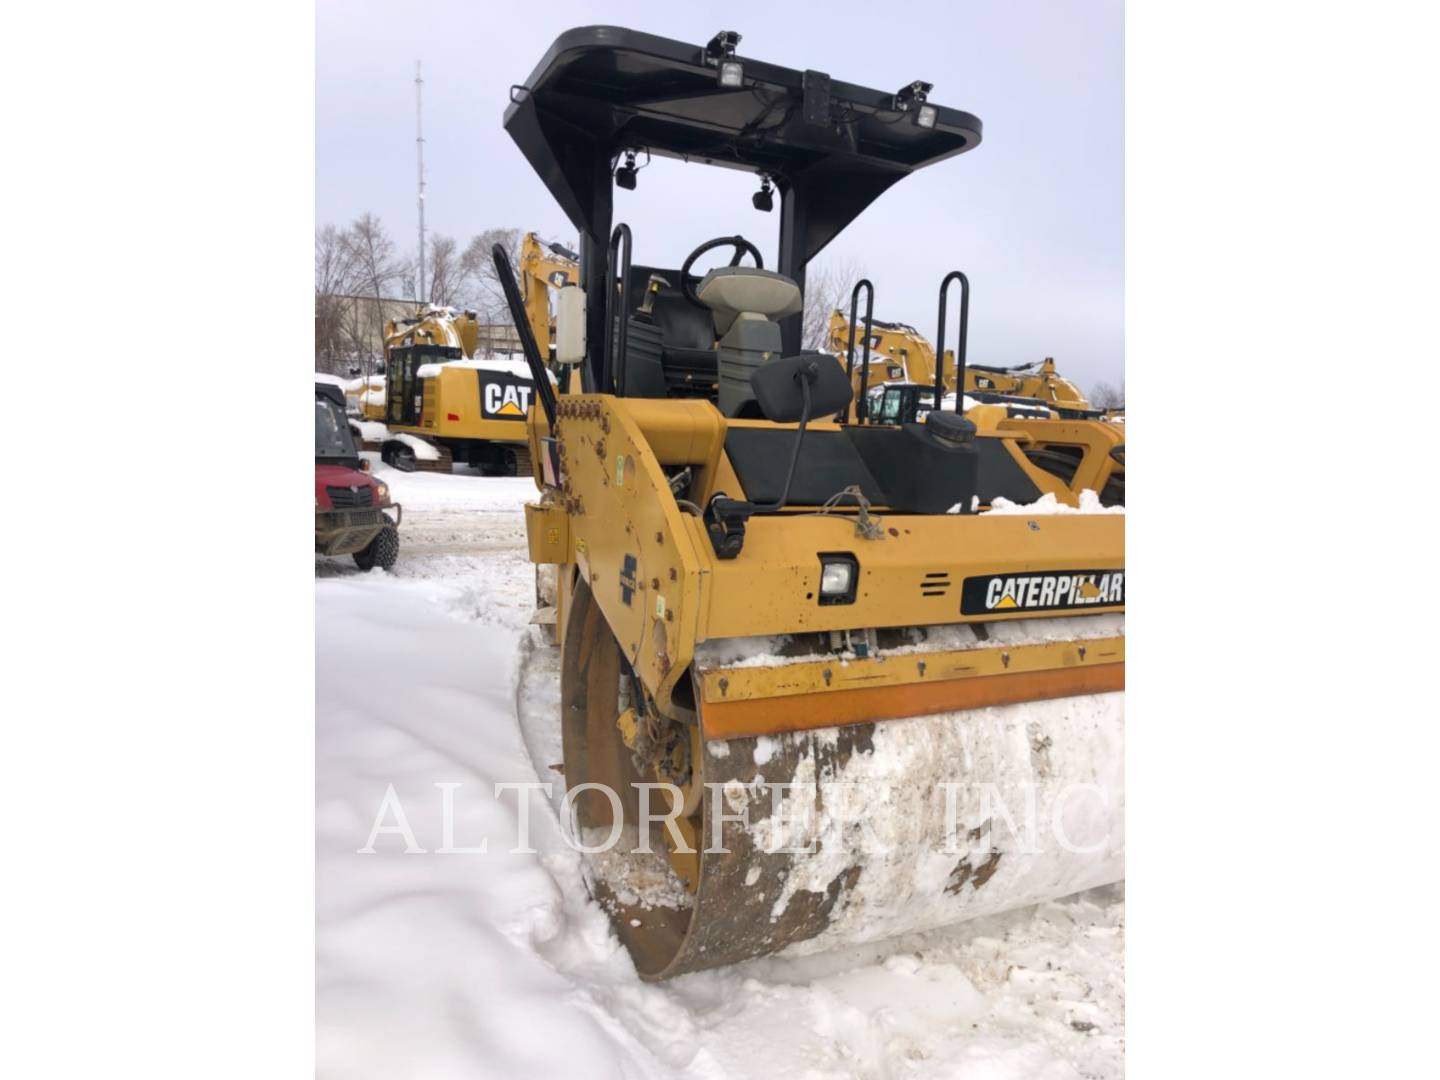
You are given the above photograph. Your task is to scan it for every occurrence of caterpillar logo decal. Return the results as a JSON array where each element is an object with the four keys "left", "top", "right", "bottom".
[
  {"left": 961, "top": 569, "right": 1124, "bottom": 615},
  {"left": 479, "top": 371, "right": 534, "bottom": 420}
]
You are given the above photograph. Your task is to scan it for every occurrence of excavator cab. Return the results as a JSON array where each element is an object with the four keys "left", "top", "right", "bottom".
[
  {"left": 872, "top": 382, "right": 938, "bottom": 424},
  {"left": 498, "top": 26, "right": 1124, "bottom": 980}
]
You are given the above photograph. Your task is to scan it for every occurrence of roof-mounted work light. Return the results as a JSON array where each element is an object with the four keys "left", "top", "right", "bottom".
[
  {"left": 706, "top": 30, "right": 743, "bottom": 87},
  {"left": 895, "top": 80, "right": 937, "bottom": 128}
]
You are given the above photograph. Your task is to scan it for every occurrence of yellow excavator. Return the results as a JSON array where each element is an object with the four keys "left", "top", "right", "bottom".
[
  {"left": 359, "top": 237, "right": 577, "bottom": 473},
  {"left": 827, "top": 310, "right": 949, "bottom": 393},
  {"left": 829, "top": 310, "right": 1104, "bottom": 418},
  {"left": 498, "top": 27, "right": 1124, "bottom": 980},
  {"left": 375, "top": 304, "right": 542, "bottom": 474},
  {"left": 967, "top": 356, "right": 1099, "bottom": 415},
  {"left": 520, "top": 231, "right": 580, "bottom": 357},
  {"left": 833, "top": 278, "right": 1124, "bottom": 503}
]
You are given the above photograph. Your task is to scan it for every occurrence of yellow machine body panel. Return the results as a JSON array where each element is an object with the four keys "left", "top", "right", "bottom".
[
  {"left": 535, "top": 395, "right": 1123, "bottom": 726},
  {"left": 388, "top": 364, "right": 532, "bottom": 442},
  {"left": 694, "top": 511, "right": 1123, "bottom": 641}
]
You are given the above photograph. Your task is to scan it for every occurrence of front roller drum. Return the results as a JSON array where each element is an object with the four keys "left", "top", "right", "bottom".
[{"left": 561, "top": 581, "right": 1125, "bottom": 981}]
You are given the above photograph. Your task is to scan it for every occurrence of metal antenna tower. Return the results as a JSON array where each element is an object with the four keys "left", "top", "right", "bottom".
[{"left": 415, "top": 60, "right": 426, "bottom": 303}]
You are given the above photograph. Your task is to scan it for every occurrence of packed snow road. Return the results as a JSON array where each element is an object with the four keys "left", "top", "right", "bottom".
[{"left": 316, "top": 461, "right": 1125, "bottom": 1080}]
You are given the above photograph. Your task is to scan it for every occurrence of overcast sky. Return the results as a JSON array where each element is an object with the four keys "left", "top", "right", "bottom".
[{"left": 317, "top": 0, "right": 1123, "bottom": 391}]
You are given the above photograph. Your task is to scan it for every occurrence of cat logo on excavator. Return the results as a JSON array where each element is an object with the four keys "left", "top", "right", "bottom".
[{"left": 483, "top": 381, "right": 532, "bottom": 418}]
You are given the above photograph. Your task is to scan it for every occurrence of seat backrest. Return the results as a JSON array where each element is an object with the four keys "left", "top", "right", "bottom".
[
  {"left": 618, "top": 266, "right": 719, "bottom": 397},
  {"left": 623, "top": 266, "right": 714, "bottom": 348},
  {"left": 649, "top": 289, "right": 715, "bottom": 351}
]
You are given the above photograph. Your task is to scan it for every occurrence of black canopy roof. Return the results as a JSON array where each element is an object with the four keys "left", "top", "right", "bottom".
[{"left": 503, "top": 26, "right": 983, "bottom": 268}]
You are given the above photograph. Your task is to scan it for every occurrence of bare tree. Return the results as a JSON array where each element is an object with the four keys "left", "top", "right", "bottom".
[
  {"left": 426, "top": 234, "right": 461, "bottom": 306},
  {"left": 315, "top": 224, "right": 358, "bottom": 374},
  {"left": 460, "top": 227, "right": 522, "bottom": 320},
  {"left": 1091, "top": 380, "right": 1125, "bottom": 410},
  {"left": 455, "top": 228, "right": 525, "bottom": 355},
  {"left": 801, "top": 258, "right": 862, "bottom": 352},
  {"left": 342, "top": 213, "right": 407, "bottom": 376}
]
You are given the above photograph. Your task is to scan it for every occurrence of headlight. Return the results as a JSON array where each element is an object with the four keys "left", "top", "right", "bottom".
[
  {"left": 375, "top": 483, "right": 389, "bottom": 501},
  {"left": 817, "top": 554, "right": 858, "bottom": 605}
]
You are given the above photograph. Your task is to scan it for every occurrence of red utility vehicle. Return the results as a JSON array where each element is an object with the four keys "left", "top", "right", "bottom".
[{"left": 315, "top": 384, "right": 401, "bottom": 570}]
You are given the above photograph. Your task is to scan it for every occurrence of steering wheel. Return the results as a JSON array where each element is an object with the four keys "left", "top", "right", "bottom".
[{"left": 679, "top": 235, "right": 764, "bottom": 308}]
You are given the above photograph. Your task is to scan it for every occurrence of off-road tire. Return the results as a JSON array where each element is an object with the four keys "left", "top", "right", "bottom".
[{"left": 353, "top": 526, "right": 400, "bottom": 571}]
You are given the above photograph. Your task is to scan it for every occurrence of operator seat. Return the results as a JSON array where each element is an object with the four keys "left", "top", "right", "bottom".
[{"left": 693, "top": 267, "right": 802, "bottom": 417}]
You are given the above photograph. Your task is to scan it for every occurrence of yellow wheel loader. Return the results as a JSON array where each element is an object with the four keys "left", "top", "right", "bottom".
[
  {"left": 497, "top": 27, "right": 1124, "bottom": 980},
  {"left": 378, "top": 304, "right": 543, "bottom": 475}
]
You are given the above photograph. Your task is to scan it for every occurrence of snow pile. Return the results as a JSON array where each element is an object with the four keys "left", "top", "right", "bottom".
[
  {"left": 984, "top": 490, "right": 1125, "bottom": 516},
  {"left": 387, "top": 431, "right": 440, "bottom": 460},
  {"left": 939, "top": 393, "right": 988, "bottom": 412},
  {"left": 317, "top": 577, "right": 633, "bottom": 1079},
  {"left": 416, "top": 356, "right": 558, "bottom": 383},
  {"left": 945, "top": 490, "right": 1125, "bottom": 516},
  {"left": 342, "top": 374, "right": 384, "bottom": 394},
  {"left": 350, "top": 419, "right": 387, "bottom": 444},
  {"left": 317, "top": 474, "right": 1125, "bottom": 1079},
  {"left": 366, "top": 460, "right": 536, "bottom": 511},
  {"left": 584, "top": 826, "right": 695, "bottom": 913},
  {"left": 697, "top": 614, "right": 1125, "bottom": 672}
]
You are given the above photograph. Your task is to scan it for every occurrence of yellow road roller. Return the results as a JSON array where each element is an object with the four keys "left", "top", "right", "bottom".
[{"left": 498, "top": 26, "right": 1124, "bottom": 979}]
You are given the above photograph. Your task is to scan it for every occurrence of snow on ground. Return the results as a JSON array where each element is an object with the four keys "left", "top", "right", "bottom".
[{"left": 317, "top": 465, "right": 1125, "bottom": 1079}]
